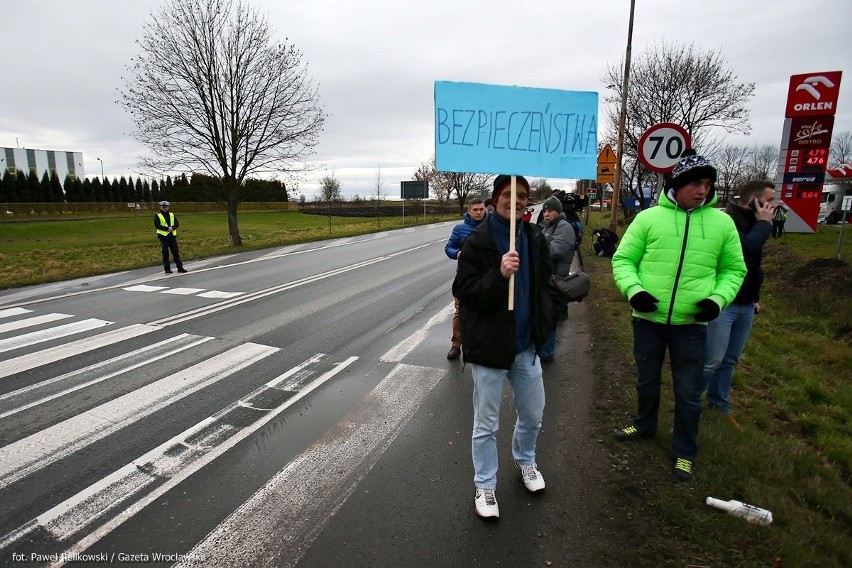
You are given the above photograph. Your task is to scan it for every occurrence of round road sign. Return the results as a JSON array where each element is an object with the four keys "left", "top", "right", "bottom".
[{"left": 638, "top": 123, "right": 691, "bottom": 174}]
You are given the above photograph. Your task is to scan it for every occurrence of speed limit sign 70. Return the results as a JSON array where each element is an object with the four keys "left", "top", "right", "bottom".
[{"left": 638, "top": 123, "right": 691, "bottom": 173}]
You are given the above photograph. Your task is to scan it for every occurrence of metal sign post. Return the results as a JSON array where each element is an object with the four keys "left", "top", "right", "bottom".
[{"left": 835, "top": 195, "right": 852, "bottom": 260}]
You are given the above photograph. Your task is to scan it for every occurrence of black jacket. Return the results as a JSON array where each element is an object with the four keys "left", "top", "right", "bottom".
[
  {"left": 725, "top": 202, "right": 772, "bottom": 304},
  {"left": 452, "top": 219, "right": 560, "bottom": 369}
]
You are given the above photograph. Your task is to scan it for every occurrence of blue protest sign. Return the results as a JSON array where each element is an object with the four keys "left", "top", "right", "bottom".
[{"left": 434, "top": 81, "right": 598, "bottom": 178}]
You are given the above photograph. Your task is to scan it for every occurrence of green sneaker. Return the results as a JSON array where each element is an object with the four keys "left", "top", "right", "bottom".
[
  {"left": 613, "top": 425, "right": 654, "bottom": 441},
  {"left": 673, "top": 457, "right": 694, "bottom": 481}
]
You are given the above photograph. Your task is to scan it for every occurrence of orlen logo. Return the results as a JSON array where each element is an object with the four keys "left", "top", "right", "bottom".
[{"left": 786, "top": 71, "right": 842, "bottom": 117}]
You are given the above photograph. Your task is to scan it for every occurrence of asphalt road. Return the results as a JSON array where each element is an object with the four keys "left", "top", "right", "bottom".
[{"left": 0, "top": 221, "right": 610, "bottom": 567}]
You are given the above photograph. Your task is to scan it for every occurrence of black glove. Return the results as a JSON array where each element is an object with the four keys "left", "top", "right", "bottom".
[
  {"left": 629, "top": 291, "right": 659, "bottom": 313},
  {"left": 694, "top": 298, "right": 720, "bottom": 322}
]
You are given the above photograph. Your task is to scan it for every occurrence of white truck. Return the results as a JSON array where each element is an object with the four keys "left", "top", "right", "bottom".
[{"left": 820, "top": 165, "right": 852, "bottom": 224}]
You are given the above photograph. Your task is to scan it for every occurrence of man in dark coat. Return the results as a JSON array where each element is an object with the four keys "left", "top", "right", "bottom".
[
  {"left": 452, "top": 175, "right": 560, "bottom": 519},
  {"left": 703, "top": 180, "right": 775, "bottom": 427}
]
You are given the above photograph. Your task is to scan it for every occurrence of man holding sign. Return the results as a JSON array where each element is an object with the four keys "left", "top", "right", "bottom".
[{"left": 452, "top": 175, "right": 561, "bottom": 519}]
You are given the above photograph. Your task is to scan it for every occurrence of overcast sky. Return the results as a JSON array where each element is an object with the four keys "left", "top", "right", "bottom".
[{"left": 3, "top": 0, "right": 850, "bottom": 199}]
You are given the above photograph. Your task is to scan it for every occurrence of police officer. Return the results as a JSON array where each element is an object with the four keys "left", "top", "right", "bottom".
[{"left": 154, "top": 201, "right": 187, "bottom": 274}]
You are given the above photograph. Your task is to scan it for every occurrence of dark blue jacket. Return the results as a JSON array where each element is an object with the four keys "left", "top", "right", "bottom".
[
  {"left": 725, "top": 202, "right": 772, "bottom": 304},
  {"left": 445, "top": 212, "right": 483, "bottom": 260}
]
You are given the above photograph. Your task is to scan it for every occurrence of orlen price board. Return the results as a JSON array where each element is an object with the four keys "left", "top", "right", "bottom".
[{"left": 776, "top": 71, "right": 842, "bottom": 232}]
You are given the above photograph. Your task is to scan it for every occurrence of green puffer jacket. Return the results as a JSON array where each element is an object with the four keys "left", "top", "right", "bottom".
[{"left": 611, "top": 189, "right": 746, "bottom": 325}]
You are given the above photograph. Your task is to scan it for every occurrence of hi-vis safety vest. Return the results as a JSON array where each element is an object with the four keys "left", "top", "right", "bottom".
[{"left": 156, "top": 212, "right": 177, "bottom": 236}]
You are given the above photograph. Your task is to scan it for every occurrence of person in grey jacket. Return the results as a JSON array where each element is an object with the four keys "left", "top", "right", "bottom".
[
  {"left": 538, "top": 195, "right": 575, "bottom": 359},
  {"left": 540, "top": 196, "right": 576, "bottom": 277}
]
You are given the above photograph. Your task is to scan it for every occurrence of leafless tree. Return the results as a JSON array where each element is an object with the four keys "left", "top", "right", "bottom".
[
  {"left": 715, "top": 145, "right": 749, "bottom": 202},
  {"left": 413, "top": 155, "right": 490, "bottom": 212},
  {"left": 743, "top": 144, "right": 777, "bottom": 182},
  {"left": 319, "top": 172, "right": 341, "bottom": 233},
  {"left": 829, "top": 130, "right": 852, "bottom": 167},
  {"left": 319, "top": 173, "right": 342, "bottom": 203},
  {"left": 414, "top": 156, "right": 446, "bottom": 203},
  {"left": 602, "top": 41, "right": 755, "bottom": 206},
  {"left": 527, "top": 178, "right": 551, "bottom": 202},
  {"left": 374, "top": 165, "right": 385, "bottom": 226},
  {"left": 442, "top": 171, "right": 493, "bottom": 214},
  {"left": 119, "top": 0, "right": 326, "bottom": 246}
]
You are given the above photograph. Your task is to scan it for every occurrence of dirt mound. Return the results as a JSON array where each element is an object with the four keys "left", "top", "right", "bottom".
[{"left": 782, "top": 257, "right": 850, "bottom": 293}]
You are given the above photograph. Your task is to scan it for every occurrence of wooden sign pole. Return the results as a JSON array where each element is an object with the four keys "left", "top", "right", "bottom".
[{"left": 508, "top": 175, "right": 516, "bottom": 311}]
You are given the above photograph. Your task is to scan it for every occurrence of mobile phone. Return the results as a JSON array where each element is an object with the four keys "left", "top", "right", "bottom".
[{"left": 749, "top": 199, "right": 765, "bottom": 211}]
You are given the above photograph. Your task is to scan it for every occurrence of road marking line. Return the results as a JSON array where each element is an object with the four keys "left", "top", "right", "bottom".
[
  {"left": 33, "top": 355, "right": 357, "bottom": 565},
  {"left": 0, "top": 308, "right": 32, "bottom": 319},
  {"left": 173, "top": 363, "right": 445, "bottom": 568},
  {"left": 196, "top": 291, "right": 242, "bottom": 299},
  {"left": 0, "top": 342, "right": 278, "bottom": 491},
  {"left": 160, "top": 287, "right": 206, "bottom": 295},
  {"left": 0, "top": 324, "right": 159, "bottom": 380},
  {"left": 122, "top": 285, "right": 169, "bottom": 292},
  {"left": 381, "top": 301, "right": 454, "bottom": 362},
  {"left": 0, "top": 319, "right": 112, "bottom": 355},
  {"left": 0, "top": 334, "right": 213, "bottom": 419},
  {"left": 0, "top": 313, "right": 72, "bottom": 334}
]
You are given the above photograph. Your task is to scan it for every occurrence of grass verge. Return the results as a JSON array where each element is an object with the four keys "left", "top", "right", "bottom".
[
  {"left": 584, "top": 226, "right": 851, "bottom": 567},
  {"left": 0, "top": 211, "right": 453, "bottom": 289}
]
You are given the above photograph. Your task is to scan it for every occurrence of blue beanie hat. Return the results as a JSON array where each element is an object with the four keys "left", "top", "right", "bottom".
[{"left": 665, "top": 149, "right": 716, "bottom": 191}]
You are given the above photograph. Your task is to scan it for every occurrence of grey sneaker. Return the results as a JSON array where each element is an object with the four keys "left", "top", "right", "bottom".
[
  {"left": 474, "top": 487, "right": 499, "bottom": 518},
  {"left": 517, "top": 462, "right": 545, "bottom": 492}
]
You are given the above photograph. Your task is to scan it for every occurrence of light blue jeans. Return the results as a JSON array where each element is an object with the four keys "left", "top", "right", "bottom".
[
  {"left": 471, "top": 347, "right": 545, "bottom": 489},
  {"left": 703, "top": 302, "right": 755, "bottom": 415}
]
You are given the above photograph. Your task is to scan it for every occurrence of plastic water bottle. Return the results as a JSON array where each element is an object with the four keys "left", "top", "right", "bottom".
[{"left": 706, "top": 497, "right": 773, "bottom": 526}]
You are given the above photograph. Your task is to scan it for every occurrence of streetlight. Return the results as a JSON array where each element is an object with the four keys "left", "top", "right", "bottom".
[{"left": 96, "top": 157, "right": 104, "bottom": 179}]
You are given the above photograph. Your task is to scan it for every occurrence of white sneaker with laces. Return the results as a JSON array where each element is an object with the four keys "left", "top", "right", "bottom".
[
  {"left": 474, "top": 487, "right": 499, "bottom": 518},
  {"left": 517, "top": 462, "right": 546, "bottom": 492}
]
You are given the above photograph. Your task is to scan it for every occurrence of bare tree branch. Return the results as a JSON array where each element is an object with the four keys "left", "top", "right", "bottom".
[{"left": 601, "top": 41, "right": 755, "bottom": 201}]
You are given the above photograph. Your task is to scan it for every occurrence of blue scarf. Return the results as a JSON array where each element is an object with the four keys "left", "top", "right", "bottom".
[{"left": 488, "top": 214, "right": 532, "bottom": 353}]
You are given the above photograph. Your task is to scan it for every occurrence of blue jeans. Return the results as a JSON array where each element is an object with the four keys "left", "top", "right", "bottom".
[
  {"left": 540, "top": 329, "right": 556, "bottom": 359},
  {"left": 631, "top": 318, "right": 706, "bottom": 461},
  {"left": 703, "top": 302, "right": 755, "bottom": 415},
  {"left": 471, "top": 347, "right": 545, "bottom": 489}
]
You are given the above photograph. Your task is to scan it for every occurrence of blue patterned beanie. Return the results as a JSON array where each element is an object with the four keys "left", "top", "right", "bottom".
[{"left": 665, "top": 149, "right": 716, "bottom": 191}]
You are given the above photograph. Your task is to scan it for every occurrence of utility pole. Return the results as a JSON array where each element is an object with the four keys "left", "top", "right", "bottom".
[{"left": 610, "top": 0, "right": 636, "bottom": 235}]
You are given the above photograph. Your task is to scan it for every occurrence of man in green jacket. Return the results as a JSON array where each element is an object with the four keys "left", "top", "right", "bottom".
[{"left": 611, "top": 149, "right": 746, "bottom": 481}]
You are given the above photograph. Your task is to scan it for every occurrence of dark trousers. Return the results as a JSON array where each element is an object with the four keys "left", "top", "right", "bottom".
[
  {"left": 772, "top": 220, "right": 785, "bottom": 238},
  {"left": 631, "top": 318, "right": 706, "bottom": 460},
  {"left": 159, "top": 235, "right": 183, "bottom": 270}
]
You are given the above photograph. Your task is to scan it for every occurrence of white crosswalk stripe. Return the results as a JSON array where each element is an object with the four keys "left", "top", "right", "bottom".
[
  {"left": 0, "top": 300, "right": 451, "bottom": 564},
  {"left": 0, "top": 323, "right": 159, "bottom": 379},
  {"left": 175, "top": 363, "right": 445, "bottom": 568},
  {"left": 122, "top": 284, "right": 243, "bottom": 299},
  {"left": 0, "top": 333, "right": 214, "bottom": 419},
  {"left": 0, "top": 318, "right": 112, "bottom": 355},
  {"left": 0, "top": 342, "right": 278, "bottom": 490},
  {"left": 0, "top": 312, "right": 72, "bottom": 334},
  {"left": 0, "top": 308, "right": 32, "bottom": 319},
  {"left": 0, "top": 354, "right": 357, "bottom": 555},
  {"left": 160, "top": 287, "right": 206, "bottom": 295}
]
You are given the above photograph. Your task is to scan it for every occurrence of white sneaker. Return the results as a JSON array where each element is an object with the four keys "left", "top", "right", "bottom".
[
  {"left": 474, "top": 487, "right": 499, "bottom": 518},
  {"left": 517, "top": 462, "right": 546, "bottom": 492}
]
